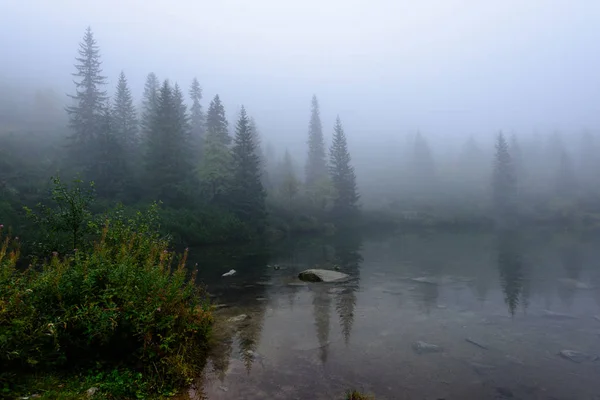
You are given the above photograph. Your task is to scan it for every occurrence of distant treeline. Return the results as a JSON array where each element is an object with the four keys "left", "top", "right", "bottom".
[
  {"left": 0, "top": 27, "right": 360, "bottom": 248},
  {"left": 2, "top": 27, "right": 599, "bottom": 244}
]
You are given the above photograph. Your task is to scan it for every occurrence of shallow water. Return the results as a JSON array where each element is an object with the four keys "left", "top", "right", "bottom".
[{"left": 188, "top": 230, "right": 600, "bottom": 400}]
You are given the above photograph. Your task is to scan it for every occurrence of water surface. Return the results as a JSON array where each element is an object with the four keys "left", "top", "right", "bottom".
[{"left": 189, "top": 230, "right": 600, "bottom": 400}]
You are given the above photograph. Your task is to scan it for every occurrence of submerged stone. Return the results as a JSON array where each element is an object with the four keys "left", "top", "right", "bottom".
[
  {"left": 542, "top": 310, "right": 577, "bottom": 320},
  {"left": 227, "top": 314, "right": 250, "bottom": 323},
  {"left": 557, "top": 278, "right": 595, "bottom": 290},
  {"left": 412, "top": 341, "right": 443, "bottom": 354},
  {"left": 558, "top": 350, "right": 599, "bottom": 363},
  {"left": 411, "top": 276, "right": 438, "bottom": 285},
  {"left": 298, "top": 269, "right": 349, "bottom": 283},
  {"left": 465, "top": 337, "right": 488, "bottom": 350}
]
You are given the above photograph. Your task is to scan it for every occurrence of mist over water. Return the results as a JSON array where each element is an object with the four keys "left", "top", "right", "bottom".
[
  {"left": 193, "top": 231, "right": 600, "bottom": 400},
  {"left": 3, "top": 1, "right": 600, "bottom": 399}
]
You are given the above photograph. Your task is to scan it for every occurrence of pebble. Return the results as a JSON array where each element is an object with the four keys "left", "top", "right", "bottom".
[
  {"left": 412, "top": 341, "right": 443, "bottom": 354},
  {"left": 558, "top": 349, "right": 599, "bottom": 363}
]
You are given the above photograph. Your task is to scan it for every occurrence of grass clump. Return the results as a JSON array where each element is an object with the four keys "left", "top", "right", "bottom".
[
  {"left": 346, "top": 390, "right": 375, "bottom": 400},
  {"left": 0, "top": 207, "right": 213, "bottom": 398}
]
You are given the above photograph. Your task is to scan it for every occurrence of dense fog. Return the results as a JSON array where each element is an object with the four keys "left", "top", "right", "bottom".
[{"left": 2, "top": 0, "right": 600, "bottom": 239}]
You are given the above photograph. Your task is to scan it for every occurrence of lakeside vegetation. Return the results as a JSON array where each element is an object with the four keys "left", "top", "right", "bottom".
[
  {"left": 1, "top": 188, "right": 214, "bottom": 398},
  {"left": 2, "top": 23, "right": 600, "bottom": 399}
]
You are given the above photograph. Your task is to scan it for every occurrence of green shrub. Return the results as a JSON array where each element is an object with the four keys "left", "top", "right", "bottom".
[
  {"left": 345, "top": 390, "right": 374, "bottom": 400},
  {"left": 160, "top": 206, "right": 253, "bottom": 245},
  {"left": 23, "top": 176, "right": 96, "bottom": 257},
  {"left": 0, "top": 213, "right": 213, "bottom": 395}
]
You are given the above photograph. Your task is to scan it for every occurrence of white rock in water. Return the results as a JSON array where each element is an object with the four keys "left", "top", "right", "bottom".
[
  {"left": 412, "top": 341, "right": 443, "bottom": 354},
  {"left": 227, "top": 314, "right": 249, "bottom": 323},
  {"left": 557, "top": 278, "right": 595, "bottom": 290},
  {"left": 542, "top": 310, "right": 577, "bottom": 319},
  {"left": 298, "top": 269, "right": 349, "bottom": 282},
  {"left": 559, "top": 350, "right": 599, "bottom": 363},
  {"left": 411, "top": 276, "right": 438, "bottom": 285},
  {"left": 222, "top": 269, "right": 236, "bottom": 277}
]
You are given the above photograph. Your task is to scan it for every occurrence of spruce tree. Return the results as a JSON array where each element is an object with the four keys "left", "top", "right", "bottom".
[
  {"left": 140, "top": 72, "right": 160, "bottom": 140},
  {"left": 91, "top": 107, "right": 127, "bottom": 197},
  {"left": 305, "top": 95, "right": 327, "bottom": 187},
  {"left": 112, "top": 71, "right": 138, "bottom": 154},
  {"left": 249, "top": 116, "right": 269, "bottom": 189},
  {"left": 199, "top": 95, "right": 232, "bottom": 202},
  {"left": 144, "top": 80, "right": 193, "bottom": 204},
  {"left": 189, "top": 77, "right": 205, "bottom": 153},
  {"left": 492, "top": 132, "right": 517, "bottom": 225},
  {"left": 173, "top": 83, "right": 191, "bottom": 142},
  {"left": 66, "top": 27, "right": 107, "bottom": 172},
  {"left": 279, "top": 149, "right": 299, "bottom": 208},
  {"left": 205, "top": 94, "right": 230, "bottom": 146},
  {"left": 329, "top": 116, "right": 359, "bottom": 220},
  {"left": 230, "top": 106, "right": 266, "bottom": 231}
]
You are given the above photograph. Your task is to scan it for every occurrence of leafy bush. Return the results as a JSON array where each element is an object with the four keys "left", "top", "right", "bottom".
[
  {"left": 23, "top": 176, "right": 96, "bottom": 257},
  {"left": 160, "top": 206, "right": 253, "bottom": 245},
  {"left": 346, "top": 390, "right": 374, "bottom": 400},
  {"left": 0, "top": 211, "right": 213, "bottom": 395}
]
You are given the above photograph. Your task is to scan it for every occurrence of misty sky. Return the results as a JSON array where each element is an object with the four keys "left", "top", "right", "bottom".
[{"left": 2, "top": 0, "right": 600, "bottom": 152}]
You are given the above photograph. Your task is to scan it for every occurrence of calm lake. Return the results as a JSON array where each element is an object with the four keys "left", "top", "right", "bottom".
[{"left": 187, "top": 230, "right": 600, "bottom": 400}]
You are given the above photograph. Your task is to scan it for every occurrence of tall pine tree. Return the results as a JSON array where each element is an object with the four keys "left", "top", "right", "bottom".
[
  {"left": 199, "top": 94, "right": 232, "bottom": 202},
  {"left": 66, "top": 27, "right": 107, "bottom": 173},
  {"left": 173, "top": 83, "right": 191, "bottom": 142},
  {"left": 144, "top": 80, "right": 193, "bottom": 205},
  {"left": 492, "top": 132, "right": 517, "bottom": 226},
  {"left": 248, "top": 116, "right": 269, "bottom": 189},
  {"left": 112, "top": 71, "right": 138, "bottom": 153},
  {"left": 329, "top": 116, "right": 359, "bottom": 220},
  {"left": 189, "top": 77, "right": 205, "bottom": 154},
  {"left": 305, "top": 95, "right": 327, "bottom": 187},
  {"left": 230, "top": 106, "right": 266, "bottom": 231},
  {"left": 205, "top": 94, "right": 230, "bottom": 146},
  {"left": 279, "top": 149, "right": 300, "bottom": 208},
  {"left": 91, "top": 106, "right": 127, "bottom": 197},
  {"left": 140, "top": 72, "right": 160, "bottom": 141}
]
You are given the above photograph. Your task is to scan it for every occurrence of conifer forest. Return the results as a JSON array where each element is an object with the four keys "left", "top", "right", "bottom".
[{"left": 2, "top": 3, "right": 600, "bottom": 398}]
